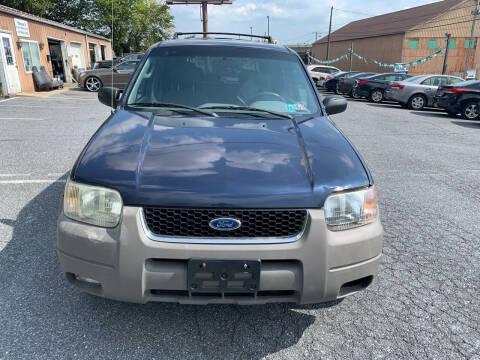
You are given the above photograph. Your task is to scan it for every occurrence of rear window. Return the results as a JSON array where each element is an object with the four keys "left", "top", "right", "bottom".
[{"left": 456, "top": 80, "right": 480, "bottom": 89}]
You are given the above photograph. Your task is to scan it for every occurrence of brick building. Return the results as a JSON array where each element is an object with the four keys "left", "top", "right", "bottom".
[
  {"left": 0, "top": 5, "right": 111, "bottom": 96},
  {"left": 312, "top": 0, "right": 480, "bottom": 76}
]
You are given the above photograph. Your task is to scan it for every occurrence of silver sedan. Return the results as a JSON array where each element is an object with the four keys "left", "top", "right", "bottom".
[{"left": 384, "top": 74, "right": 464, "bottom": 110}]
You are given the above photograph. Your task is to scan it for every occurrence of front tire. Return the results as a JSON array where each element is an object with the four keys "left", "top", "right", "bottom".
[
  {"left": 369, "top": 89, "right": 384, "bottom": 103},
  {"left": 408, "top": 94, "right": 426, "bottom": 110},
  {"left": 85, "top": 76, "right": 103, "bottom": 92},
  {"left": 461, "top": 101, "right": 479, "bottom": 120}
]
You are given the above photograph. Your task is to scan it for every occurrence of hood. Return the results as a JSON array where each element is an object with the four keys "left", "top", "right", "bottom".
[{"left": 73, "top": 110, "right": 370, "bottom": 208}]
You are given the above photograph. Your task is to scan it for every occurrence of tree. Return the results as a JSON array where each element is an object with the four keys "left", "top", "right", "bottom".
[{"left": 0, "top": 0, "right": 174, "bottom": 55}]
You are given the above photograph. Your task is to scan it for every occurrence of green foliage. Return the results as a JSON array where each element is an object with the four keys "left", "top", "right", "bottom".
[{"left": 0, "top": 0, "right": 174, "bottom": 55}]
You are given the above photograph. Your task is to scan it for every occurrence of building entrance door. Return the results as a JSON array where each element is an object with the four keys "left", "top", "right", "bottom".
[{"left": 0, "top": 33, "right": 21, "bottom": 95}]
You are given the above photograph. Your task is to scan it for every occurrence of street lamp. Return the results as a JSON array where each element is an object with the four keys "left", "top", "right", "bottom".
[{"left": 267, "top": 16, "right": 270, "bottom": 37}]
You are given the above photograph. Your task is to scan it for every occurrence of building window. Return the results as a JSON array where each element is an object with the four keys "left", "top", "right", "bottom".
[
  {"left": 2, "top": 37, "right": 14, "bottom": 65},
  {"left": 448, "top": 39, "right": 456, "bottom": 49},
  {"left": 465, "top": 39, "right": 475, "bottom": 48},
  {"left": 20, "top": 41, "right": 41, "bottom": 73},
  {"left": 408, "top": 40, "right": 419, "bottom": 49},
  {"left": 427, "top": 40, "right": 437, "bottom": 49},
  {"left": 101, "top": 45, "right": 107, "bottom": 60}
]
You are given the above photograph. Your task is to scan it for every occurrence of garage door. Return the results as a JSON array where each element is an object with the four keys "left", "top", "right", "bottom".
[{"left": 70, "top": 42, "right": 86, "bottom": 70}]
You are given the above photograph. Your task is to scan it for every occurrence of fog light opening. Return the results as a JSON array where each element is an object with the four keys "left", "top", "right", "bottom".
[{"left": 339, "top": 275, "right": 373, "bottom": 297}]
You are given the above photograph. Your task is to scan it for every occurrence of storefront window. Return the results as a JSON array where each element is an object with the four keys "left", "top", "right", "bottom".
[{"left": 20, "top": 41, "right": 41, "bottom": 73}]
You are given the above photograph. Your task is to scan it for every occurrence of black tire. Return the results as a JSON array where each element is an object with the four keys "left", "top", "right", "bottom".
[
  {"left": 334, "top": 83, "right": 341, "bottom": 95},
  {"left": 351, "top": 88, "right": 361, "bottom": 99},
  {"left": 369, "top": 89, "right": 384, "bottom": 103},
  {"left": 84, "top": 76, "right": 103, "bottom": 92},
  {"left": 461, "top": 101, "right": 480, "bottom": 120},
  {"left": 407, "top": 94, "right": 426, "bottom": 110}
]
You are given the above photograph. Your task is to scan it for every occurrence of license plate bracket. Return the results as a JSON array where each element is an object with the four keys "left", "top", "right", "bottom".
[{"left": 187, "top": 259, "right": 260, "bottom": 293}]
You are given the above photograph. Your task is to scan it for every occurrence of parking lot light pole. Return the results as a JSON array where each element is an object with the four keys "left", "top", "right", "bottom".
[{"left": 442, "top": 33, "right": 451, "bottom": 75}]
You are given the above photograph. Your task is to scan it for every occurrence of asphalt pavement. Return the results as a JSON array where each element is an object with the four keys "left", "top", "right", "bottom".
[{"left": 0, "top": 89, "right": 479, "bottom": 359}]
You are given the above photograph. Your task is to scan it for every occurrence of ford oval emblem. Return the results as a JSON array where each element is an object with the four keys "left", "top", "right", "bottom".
[{"left": 209, "top": 218, "right": 241, "bottom": 231}]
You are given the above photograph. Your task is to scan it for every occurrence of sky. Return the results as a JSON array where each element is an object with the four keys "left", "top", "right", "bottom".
[{"left": 170, "top": 0, "right": 442, "bottom": 44}]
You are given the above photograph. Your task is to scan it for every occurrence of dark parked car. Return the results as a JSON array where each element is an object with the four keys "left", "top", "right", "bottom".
[
  {"left": 325, "top": 71, "right": 359, "bottom": 92},
  {"left": 352, "top": 73, "right": 412, "bottom": 102},
  {"left": 57, "top": 36, "right": 383, "bottom": 305},
  {"left": 434, "top": 80, "right": 480, "bottom": 120},
  {"left": 78, "top": 60, "right": 140, "bottom": 92},
  {"left": 336, "top": 72, "right": 376, "bottom": 96}
]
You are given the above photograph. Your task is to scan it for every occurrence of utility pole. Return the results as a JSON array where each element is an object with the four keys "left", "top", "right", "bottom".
[
  {"left": 267, "top": 16, "right": 270, "bottom": 37},
  {"left": 442, "top": 33, "right": 451, "bottom": 74},
  {"left": 349, "top": 42, "right": 353, "bottom": 71},
  {"left": 315, "top": 32, "right": 318, "bottom": 41},
  {"left": 250, "top": 26, "right": 252, "bottom": 40},
  {"left": 326, "top": 6, "right": 333, "bottom": 60},
  {"left": 464, "top": 0, "right": 480, "bottom": 77},
  {"left": 201, "top": 1, "right": 208, "bottom": 38}
]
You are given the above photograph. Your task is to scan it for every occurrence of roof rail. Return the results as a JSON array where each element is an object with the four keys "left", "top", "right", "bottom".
[{"left": 174, "top": 32, "right": 273, "bottom": 43}]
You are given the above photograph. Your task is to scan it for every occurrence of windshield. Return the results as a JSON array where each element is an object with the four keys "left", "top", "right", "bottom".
[{"left": 127, "top": 45, "right": 319, "bottom": 117}]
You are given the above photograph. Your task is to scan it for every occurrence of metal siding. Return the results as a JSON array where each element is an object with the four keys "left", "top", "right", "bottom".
[{"left": 311, "top": 34, "right": 404, "bottom": 73}]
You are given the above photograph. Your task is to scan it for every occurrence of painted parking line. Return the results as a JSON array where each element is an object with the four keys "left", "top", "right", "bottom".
[
  {"left": 0, "top": 179, "right": 66, "bottom": 184},
  {"left": 0, "top": 173, "right": 32, "bottom": 177},
  {"left": 0, "top": 118, "right": 45, "bottom": 120},
  {"left": 0, "top": 97, "right": 18, "bottom": 103}
]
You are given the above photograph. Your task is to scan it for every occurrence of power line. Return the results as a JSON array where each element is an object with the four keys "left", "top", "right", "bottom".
[
  {"left": 334, "top": 8, "right": 376, "bottom": 17},
  {"left": 321, "top": 17, "right": 478, "bottom": 41},
  {"left": 326, "top": 3, "right": 476, "bottom": 36}
]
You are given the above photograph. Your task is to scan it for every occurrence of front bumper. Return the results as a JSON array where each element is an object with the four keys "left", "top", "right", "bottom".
[{"left": 57, "top": 207, "right": 383, "bottom": 305}]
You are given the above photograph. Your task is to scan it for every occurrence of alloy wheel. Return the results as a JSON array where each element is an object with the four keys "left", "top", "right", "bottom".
[
  {"left": 371, "top": 90, "right": 383, "bottom": 103},
  {"left": 85, "top": 77, "right": 101, "bottom": 92},
  {"left": 410, "top": 96, "right": 425, "bottom": 110},
  {"left": 464, "top": 103, "right": 479, "bottom": 120}
]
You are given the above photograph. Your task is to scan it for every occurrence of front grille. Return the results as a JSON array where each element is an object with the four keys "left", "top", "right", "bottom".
[{"left": 142, "top": 208, "right": 307, "bottom": 238}]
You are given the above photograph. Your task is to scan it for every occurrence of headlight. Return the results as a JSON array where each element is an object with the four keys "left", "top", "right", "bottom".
[
  {"left": 64, "top": 179, "right": 123, "bottom": 227},
  {"left": 324, "top": 186, "right": 378, "bottom": 231}
]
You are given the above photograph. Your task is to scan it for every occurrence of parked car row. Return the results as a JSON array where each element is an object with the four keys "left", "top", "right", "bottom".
[{"left": 317, "top": 68, "right": 479, "bottom": 119}]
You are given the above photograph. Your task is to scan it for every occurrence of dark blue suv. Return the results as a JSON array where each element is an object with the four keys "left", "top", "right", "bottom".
[{"left": 57, "top": 35, "right": 383, "bottom": 305}]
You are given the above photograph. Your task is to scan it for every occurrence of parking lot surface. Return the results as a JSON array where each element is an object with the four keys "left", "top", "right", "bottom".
[{"left": 0, "top": 90, "right": 479, "bottom": 359}]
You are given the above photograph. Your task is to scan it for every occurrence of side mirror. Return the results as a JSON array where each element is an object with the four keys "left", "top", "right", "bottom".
[
  {"left": 323, "top": 95, "right": 347, "bottom": 115},
  {"left": 98, "top": 87, "right": 121, "bottom": 108},
  {"left": 112, "top": 67, "right": 119, "bottom": 73}
]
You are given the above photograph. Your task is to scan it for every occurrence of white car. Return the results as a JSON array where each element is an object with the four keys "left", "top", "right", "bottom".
[{"left": 307, "top": 65, "right": 341, "bottom": 87}]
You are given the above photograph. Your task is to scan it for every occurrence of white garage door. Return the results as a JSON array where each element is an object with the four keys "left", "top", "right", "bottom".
[{"left": 70, "top": 42, "right": 86, "bottom": 70}]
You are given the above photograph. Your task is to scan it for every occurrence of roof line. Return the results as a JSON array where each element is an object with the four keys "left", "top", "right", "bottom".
[
  {"left": 406, "top": 0, "right": 470, "bottom": 32},
  {"left": 0, "top": 4, "right": 110, "bottom": 41}
]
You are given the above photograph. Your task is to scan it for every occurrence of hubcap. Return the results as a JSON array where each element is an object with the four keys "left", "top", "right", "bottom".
[
  {"left": 372, "top": 90, "right": 382, "bottom": 102},
  {"left": 411, "top": 96, "right": 424, "bottom": 109},
  {"left": 465, "top": 104, "right": 479, "bottom": 119},
  {"left": 352, "top": 89, "right": 360, "bottom": 98},
  {"left": 86, "top": 78, "right": 100, "bottom": 91}
]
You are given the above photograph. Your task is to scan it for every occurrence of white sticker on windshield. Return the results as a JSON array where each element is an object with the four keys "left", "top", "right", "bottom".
[{"left": 286, "top": 104, "right": 305, "bottom": 112}]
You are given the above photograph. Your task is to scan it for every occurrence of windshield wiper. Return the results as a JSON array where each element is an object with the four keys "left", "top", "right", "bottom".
[
  {"left": 200, "top": 106, "right": 293, "bottom": 120},
  {"left": 127, "top": 102, "right": 218, "bottom": 117}
]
